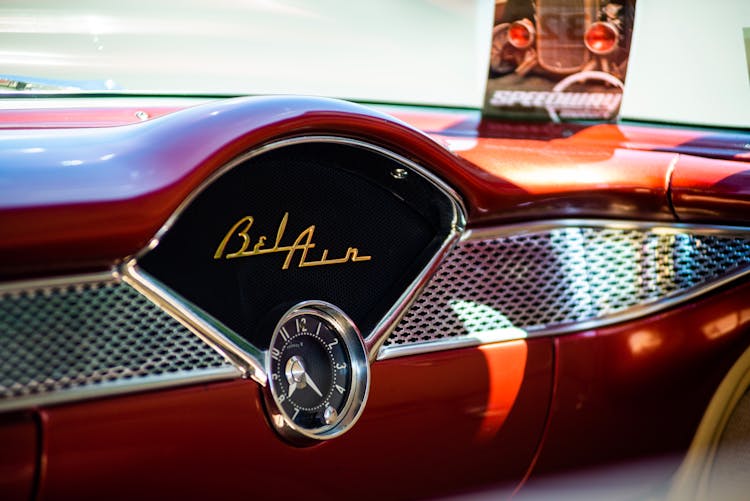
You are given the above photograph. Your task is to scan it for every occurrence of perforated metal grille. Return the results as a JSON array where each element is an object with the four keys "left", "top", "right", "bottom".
[
  {"left": 0, "top": 279, "right": 234, "bottom": 404},
  {"left": 385, "top": 226, "right": 750, "bottom": 348}
]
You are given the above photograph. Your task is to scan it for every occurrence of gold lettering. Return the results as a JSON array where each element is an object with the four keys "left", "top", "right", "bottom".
[
  {"left": 214, "top": 216, "right": 254, "bottom": 259},
  {"left": 281, "top": 225, "right": 316, "bottom": 270},
  {"left": 213, "top": 212, "right": 372, "bottom": 269}
]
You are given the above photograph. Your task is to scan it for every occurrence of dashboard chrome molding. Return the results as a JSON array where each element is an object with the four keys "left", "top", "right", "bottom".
[
  {"left": 0, "top": 366, "right": 238, "bottom": 414},
  {"left": 121, "top": 261, "right": 267, "bottom": 385},
  {"left": 0, "top": 270, "right": 241, "bottom": 413},
  {"left": 378, "top": 219, "right": 750, "bottom": 360},
  {"left": 128, "top": 135, "right": 467, "bottom": 381}
]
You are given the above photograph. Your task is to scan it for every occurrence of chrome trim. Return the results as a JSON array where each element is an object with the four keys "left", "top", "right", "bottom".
[
  {"left": 0, "top": 366, "right": 239, "bottom": 413},
  {"left": 131, "top": 135, "right": 467, "bottom": 369},
  {"left": 462, "top": 219, "right": 750, "bottom": 242},
  {"left": 121, "top": 261, "right": 266, "bottom": 385},
  {"left": 0, "top": 269, "right": 118, "bottom": 294},
  {"left": 378, "top": 219, "right": 750, "bottom": 360},
  {"left": 378, "top": 327, "right": 528, "bottom": 360}
]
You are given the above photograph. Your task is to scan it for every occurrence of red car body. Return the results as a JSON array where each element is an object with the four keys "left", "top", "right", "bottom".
[{"left": 1, "top": 95, "right": 749, "bottom": 500}]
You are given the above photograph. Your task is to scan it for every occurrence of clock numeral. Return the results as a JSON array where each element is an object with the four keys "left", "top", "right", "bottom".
[
  {"left": 280, "top": 327, "right": 290, "bottom": 341},
  {"left": 292, "top": 408, "right": 300, "bottom": 420},
  {"left": 327, "top": 338, "right": 339, "bottom": 349},
  {"left": 272, "top": 373, "right": 280, "bottom": 380},
  {"left": 278, "top": 392, "right": 286, "bottom": 402},
  {"left": 335, "top": 384, "right": 345, "bottom": 394},
  {"left": 335, "top": 362, "right": 347, "bottom": 370},
  {"left": 296, "top": 317, "right": 306, "bottom": 332},
  {"left": 271, "top": 347, "right": 281, "bottom": 361}
]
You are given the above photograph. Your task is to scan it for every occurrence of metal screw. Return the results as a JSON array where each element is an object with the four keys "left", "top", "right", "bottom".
[
  {"left": 391, "top": 168, "right": 408, "bottom": 180},
  {"left": 134, "top": 111, "right": 150, "bottom": 121}
]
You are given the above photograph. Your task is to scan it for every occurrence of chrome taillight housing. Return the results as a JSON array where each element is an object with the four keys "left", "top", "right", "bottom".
[
  {"left": 584, "top": 21, "right": 619, "bottom": 55},
  {"left": 508, "top": 19, "right": 535, "bottom": 50}
]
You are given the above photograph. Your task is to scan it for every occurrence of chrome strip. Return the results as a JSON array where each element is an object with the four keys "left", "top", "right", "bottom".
[
  {"left": 379, "top": 327, "right": 528, "bottom": 360},
  {"left": 462, "top": 219, "right": 750, "bottom": 241},
  {"left": 0, "top": 270, "right": 118, "bottom": 294},
  {"left": 377, "top": 219, "right": 750, "bottom": 360},
  {"left": 122, "top": 261, "right": 266, "bottom": 385},
  {"left": 130, "top": 135, "right": 467, "bottom": 370},
  {"left": 0, "top": 366, "right": 239, "bottom": 413}
]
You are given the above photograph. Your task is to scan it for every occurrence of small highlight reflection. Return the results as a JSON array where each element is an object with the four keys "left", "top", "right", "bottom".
[
  {"left": 628, "top": 330, "right": 663, "bottom": 356},
  {"left": 448, "top": 300, "right": 528, "bottom": 441},
  {"left": 702, "top": 309, "right": 750, "bottom": 340}
]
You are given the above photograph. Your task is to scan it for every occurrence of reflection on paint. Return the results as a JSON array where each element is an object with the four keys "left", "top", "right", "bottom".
[
  {"left": 477, "top": 340, "right": 528, "bottom": 442},
  {"left": 702, "top": 309, "right": 750, "bottom": 340},
  {"left": 443, "top": 138, "right": 478, "bottom": 152},
  {"left": 628, "top": 330, "right": 663, "bottom": 356}
]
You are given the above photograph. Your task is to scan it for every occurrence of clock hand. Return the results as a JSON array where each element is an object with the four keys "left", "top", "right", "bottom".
[
  {"left": 304, "top": 371, "right": 323, "bottom": 398},
  {"left": 288, "top": 381, "right": 297, "bottom": 398}
]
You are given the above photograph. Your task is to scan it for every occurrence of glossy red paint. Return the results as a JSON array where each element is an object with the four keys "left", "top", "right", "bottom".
[
  {"left": 3, "top": 102, "right": 747, "bottom": 160},
  {"left": 0, "top": 106, "right": 186, "bottom": 129},
  {"left": 671, "top": 154, "right": 750, "bottom": 224},
  {"left": 36, "top": 339, "right": 552, "bottom": 500},
  {"left": 527, "top": 280, "right": 750, "bottom": 488},
  {"left": 0, "top": 412, "right": 37, "bottom": 501},
  {"left": 0, "top": 97, "right": 700, "bottom": 277},
  {"left": 440, "top": 134, "right": 676, "bottom": 224},
  {"left": 0, "top": 96, "right": 477, "bottom": 277},
  {"left": 387, "top": 108, "right": 750, "bottom": 162},
  {"left": 3, "top": 98, "right": 750, "bottom": 499}
]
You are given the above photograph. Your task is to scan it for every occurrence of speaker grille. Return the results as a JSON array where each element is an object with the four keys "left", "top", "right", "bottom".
[
  {"left": 0, "top": 278, "right": 236, "bottom": 408},
  {"left": 384, "top": 225, "right": 750, "bottom": 351}
]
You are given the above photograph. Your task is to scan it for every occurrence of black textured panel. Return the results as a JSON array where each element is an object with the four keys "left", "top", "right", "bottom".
[{"left": 139, "top": 142, "right": 455, "bottom": 348}]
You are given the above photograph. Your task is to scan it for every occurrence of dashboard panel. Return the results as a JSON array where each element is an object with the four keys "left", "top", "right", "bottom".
[{"left": 1, "top": 96, "right": 750, "bottom": 500}]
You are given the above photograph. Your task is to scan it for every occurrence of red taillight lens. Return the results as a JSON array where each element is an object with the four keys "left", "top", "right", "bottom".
[
  {"left": 508, "top": 20, "right": 534, "bottom": 49},
  {"left": 584, "top": 22, "right": 618, "bottom": 55}
]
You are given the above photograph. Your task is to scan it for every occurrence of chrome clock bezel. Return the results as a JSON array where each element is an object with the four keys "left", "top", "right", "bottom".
[{"left": 263, "top": 301, "right": 370, "bottom": 444}]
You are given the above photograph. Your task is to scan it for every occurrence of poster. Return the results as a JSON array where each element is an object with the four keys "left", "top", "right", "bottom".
[{"left": 484, "top": 0, "right": 636, "bottom": 122}]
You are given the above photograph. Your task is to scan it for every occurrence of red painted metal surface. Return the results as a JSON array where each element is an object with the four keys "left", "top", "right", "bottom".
[
  {"left": 0, "top": 106, "right": 187, "bottom": 129},
  {"left": 0, "top": 412, "right": 37, "bottom": 501},
  {"left": 387, "top": 107, "right": 750, "bottom": 162},
  {"left": 0, "top": 96, "right": 476, "bottom": 277},
  {"left": 0, "top": 96, "right": 708, "bottom": 278},
  {"left": 36, "top": 339, "right": 552, "bottom": 500},
  {"left": 671, "top": 154, "right": 750, "bottom": 224},
  {"left": 527, "top": 280, "right": 750, "bottom": 487},
  {"left": 442, "top": 134, "right": 676, "bottom": 224},
  {"left": 2, "top": 98, "right": 750, "bottom": 497}
]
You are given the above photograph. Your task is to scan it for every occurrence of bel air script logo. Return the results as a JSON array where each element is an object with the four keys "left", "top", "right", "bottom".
[{"left": 213, "top": 212, "right": 372, "bottom": 269}]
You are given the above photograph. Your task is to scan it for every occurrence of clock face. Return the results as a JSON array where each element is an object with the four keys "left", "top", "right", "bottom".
[{"left": 265, "top": 302, "right": 369, "bottom": 443}]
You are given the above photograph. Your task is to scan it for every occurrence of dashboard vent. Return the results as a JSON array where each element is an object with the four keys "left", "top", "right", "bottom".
[
  {"left": 0, "top": 278, "right": 238, "bottom": 411},
  {"left": 382, "top": 224, "right": 750, "bottom": 356}
]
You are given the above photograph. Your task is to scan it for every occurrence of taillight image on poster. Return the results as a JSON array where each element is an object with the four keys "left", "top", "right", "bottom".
[{"left": 484, "top": 0, "right": 636, "bottom": 121}]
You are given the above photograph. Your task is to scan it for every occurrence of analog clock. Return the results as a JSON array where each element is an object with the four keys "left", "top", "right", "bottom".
[{"left": 264, "top": 301, "right": 369, "bottom": 444}]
